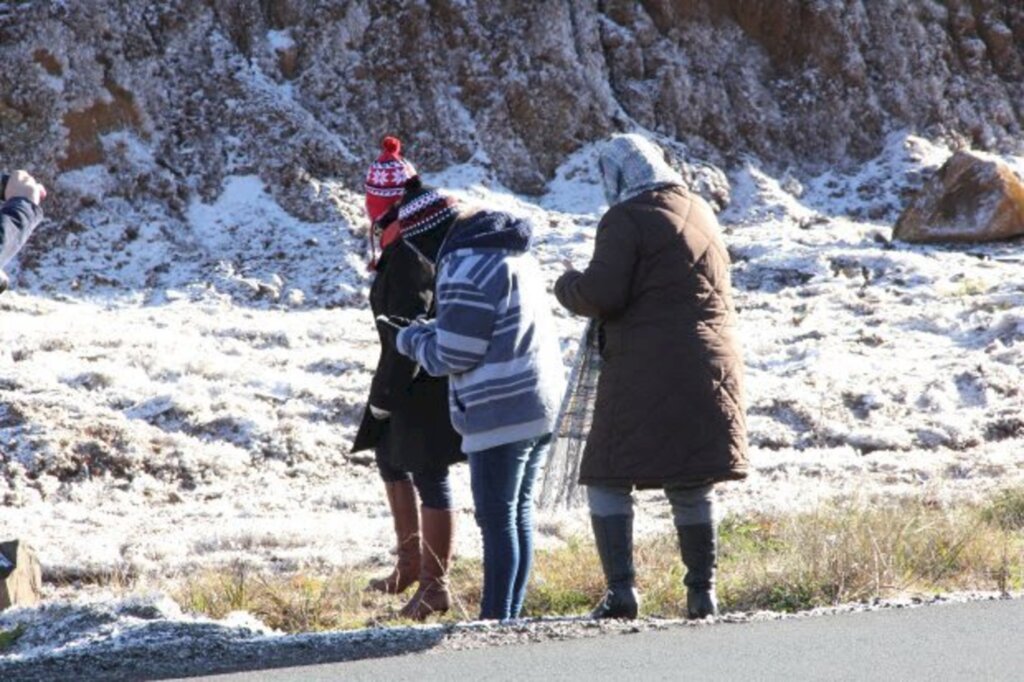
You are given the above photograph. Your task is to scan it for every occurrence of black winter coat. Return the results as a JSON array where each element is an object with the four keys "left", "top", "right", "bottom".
[
  {"left": 350, "top": 231, "right": 464, "bottom": 473},
  {"left": 554, "top": 186, "right": 748, "bottom": 488}
]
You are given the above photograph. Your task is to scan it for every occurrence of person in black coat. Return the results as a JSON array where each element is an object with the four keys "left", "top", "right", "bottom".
[{"left": 351, "top": 139, "right": 463, "bottom": 620}]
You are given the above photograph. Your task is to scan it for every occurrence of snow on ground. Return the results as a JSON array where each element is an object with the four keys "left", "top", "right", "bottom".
[
  {"left": 721, "top": 134, "right": 1024, "bottom": 512},
  {"left": 2, "top": 131, "right": 1024, "bottom": 662}
]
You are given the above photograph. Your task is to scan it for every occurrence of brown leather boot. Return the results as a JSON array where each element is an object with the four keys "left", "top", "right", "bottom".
[
  {"left": 367, "top": 480, "right": 421, "bottom": 594},
  {"left": 399, "top": 507, "right": 454, "bottom": 620}
]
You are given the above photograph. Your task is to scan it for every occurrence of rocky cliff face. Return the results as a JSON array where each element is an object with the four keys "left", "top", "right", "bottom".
[{"left": 1, "top": 0, "right": 1022, "bottom": 223}]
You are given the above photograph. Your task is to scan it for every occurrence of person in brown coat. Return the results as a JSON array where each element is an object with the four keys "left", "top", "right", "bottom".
[{"left": 554, "top": 134, "right": 748, "bottom": 620}]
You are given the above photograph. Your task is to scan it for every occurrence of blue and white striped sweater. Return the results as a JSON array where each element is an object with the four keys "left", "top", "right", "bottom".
[
  {"left": 1, "top": 198, "right": 44, "bottom": 271},
  {"left": 396, "top": 213, "right": 565, "bottom": 453}
]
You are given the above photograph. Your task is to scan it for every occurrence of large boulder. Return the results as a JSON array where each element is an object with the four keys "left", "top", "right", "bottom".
[
  {"left": 894, "top": 150, "right": 1024, "bottom": 243},
  {"left": 0, "top": 540, "right": 42, "bottom": 611}
]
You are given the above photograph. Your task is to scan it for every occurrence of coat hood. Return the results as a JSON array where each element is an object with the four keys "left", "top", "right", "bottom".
[
  {"left": 438, "top": 210, "right": 533, "bottom": 262},
  {"left": 599, "top": 134, "right": 685, "bottom": 205}
]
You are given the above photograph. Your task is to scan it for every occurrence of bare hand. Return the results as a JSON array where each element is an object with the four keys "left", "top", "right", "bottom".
[{"left": 4, "top": 170, "right": 47, "bottom": 204}]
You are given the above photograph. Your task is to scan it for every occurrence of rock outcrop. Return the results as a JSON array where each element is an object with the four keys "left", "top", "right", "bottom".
[
  {"left": 0, "top": 540, "right": 42, "bottom": 611},
  {"left": 0, "top": 1, "right": 1021, "bottom": 229},
  {"left": 894, "top": 151, "right": 1024, "bottom": 243}
]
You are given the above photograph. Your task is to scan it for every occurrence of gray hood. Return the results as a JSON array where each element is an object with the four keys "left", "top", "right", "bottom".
[{"left": 598, "top": 134, "right": 685, "bottom": 205}]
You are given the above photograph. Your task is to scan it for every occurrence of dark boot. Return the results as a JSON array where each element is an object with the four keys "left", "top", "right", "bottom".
[
  {"left": 590, "top": 514, "right": 639, "bottom": 619},
  {"left": 367, "top": 480, "right": 421, "bottom": 594},
  {"left": 399, "top": 507, "right": 454, "bottom": 620},
  {"left": 677, "top": 523, "right": 718, "bottom": 619}
]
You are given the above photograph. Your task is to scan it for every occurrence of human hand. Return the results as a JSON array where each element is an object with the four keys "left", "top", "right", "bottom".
[
  {"left": 3, "top": 170, "right": 47, "bottom": 204},
  {"left": 376, "top": 315, "right": 409, "bottom": 349}
]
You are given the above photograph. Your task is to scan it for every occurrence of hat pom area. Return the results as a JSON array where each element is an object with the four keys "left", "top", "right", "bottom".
[{"left": 381, "top": 136, "right": 402, "bottom": 156}]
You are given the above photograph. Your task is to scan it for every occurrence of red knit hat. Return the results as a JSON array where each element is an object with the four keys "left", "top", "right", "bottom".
[{"left": 364, "top": 136, "right": 417, "bottom": 222}]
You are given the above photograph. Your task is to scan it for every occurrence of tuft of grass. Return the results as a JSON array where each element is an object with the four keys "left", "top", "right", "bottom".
[
  {"left": 981, "top": 488, "right": 1024, "bottom": 531},
  {"left": 950, "top": 278, "right": 990, "bottom": 297},
  {"left": 176, "top": 561, "right": 254, "bottom": 618},
  {"left": 523, "top": 537, "right": 603, "bottom": 616},
  {"left": 717, "top": 496, "right": 1023, "bottom": 612},
  {"left": 175, "top": 561, "right": 390, "bottom": 632},
  {"left": 0, "top": 625, "right": 26, "bottom": 652},
  {"left": 170, "top": 490, "right": 1024, "bottom": 631}
]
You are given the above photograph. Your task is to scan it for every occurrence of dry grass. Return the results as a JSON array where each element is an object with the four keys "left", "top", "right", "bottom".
[
  {"left": 169, "top": 488, "right": 1024, "bottom": 631},
  {"left": 981, "top": 488, "right": 1024, "bottom": 531},
  {"left": 175, "top": 564, "right": 388, "bottom": 632},
  {"left": 716, "top": 499, "right": 1022, "bottom": 613}
]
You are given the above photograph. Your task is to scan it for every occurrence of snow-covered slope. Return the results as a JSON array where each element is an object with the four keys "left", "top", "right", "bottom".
[{"left": 2, "top": 133, "right": 1023, "bottom": 587}]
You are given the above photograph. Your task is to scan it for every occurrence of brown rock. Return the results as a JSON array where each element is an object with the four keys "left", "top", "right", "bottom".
[
  {"left": 59, "top": 82, "right": 145, "bottom": 172},
  {"left": 277, "top": 45, "right": 300, "bottom": 80},
  {"left": 0, "top": 540, "right": 42, "bottom": 611},
  {"left": 893, "top": 151, "right": 1024, "bottom": 243}
]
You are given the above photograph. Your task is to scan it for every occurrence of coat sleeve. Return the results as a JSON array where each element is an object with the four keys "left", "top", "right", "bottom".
[
  {"left": 396, "top": 256, "right": 500, "bottom": 377},
  {"left": 554, "top": 207, "right": 638, "bottom": 320},
  {"left": 367, "top": 245, "right": 435, "bottom": 411},
  {"left": 0, "top": 198, "right": 44, "bottom": 270}
]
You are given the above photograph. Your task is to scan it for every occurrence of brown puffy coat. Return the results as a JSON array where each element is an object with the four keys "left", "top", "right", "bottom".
[{"left": 554, "top": 185, "right": 748, "bottom": 488}]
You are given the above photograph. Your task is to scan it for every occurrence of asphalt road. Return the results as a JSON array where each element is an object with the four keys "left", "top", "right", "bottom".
[{"left": 187, "top": 599, "right": 1023, "bottom": 681}]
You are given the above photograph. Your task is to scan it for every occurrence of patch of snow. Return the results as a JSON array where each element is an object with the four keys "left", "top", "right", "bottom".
[
  {"left": 266, "top": 29, "right": 295, "bottom": 52},
  {"left": 54, "top": 165, "right": 115, "bottom": 204}
]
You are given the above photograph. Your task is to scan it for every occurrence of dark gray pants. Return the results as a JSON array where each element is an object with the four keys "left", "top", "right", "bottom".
[{"left": 587, "top": 484, "right": 716, "bottom": 526}]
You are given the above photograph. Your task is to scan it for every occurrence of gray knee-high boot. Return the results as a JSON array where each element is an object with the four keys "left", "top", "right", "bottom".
[
  {"left": 677, "top": 523, "right": 718, "bottom": 619},
  {"left": 590, "top": 514, "right": 639, "bottom": 619}
]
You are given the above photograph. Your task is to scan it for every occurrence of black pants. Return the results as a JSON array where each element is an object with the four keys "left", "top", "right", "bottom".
[{"left": 377, "top": 460, "right": 453, "bottom": 510}]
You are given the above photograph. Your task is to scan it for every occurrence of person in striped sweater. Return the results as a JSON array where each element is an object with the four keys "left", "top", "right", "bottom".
[
  {"left": 1, "top": 170, "right": 47, "bottom": 295},
  {"left": 395, "top": 189, "right": 566, "bottom": 622}
]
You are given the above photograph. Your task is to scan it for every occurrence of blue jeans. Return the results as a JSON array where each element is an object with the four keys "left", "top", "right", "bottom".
[{"left": 467, "top": 434, "right": 551, "bottom": 621}]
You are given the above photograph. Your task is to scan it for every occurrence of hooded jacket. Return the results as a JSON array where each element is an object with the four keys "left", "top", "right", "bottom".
[
  {"left": 554, "top": 135, "right": 748, "bottom": 487},
  {"left": 397, "top": 210, "right": 566, "bottom": 453}
]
